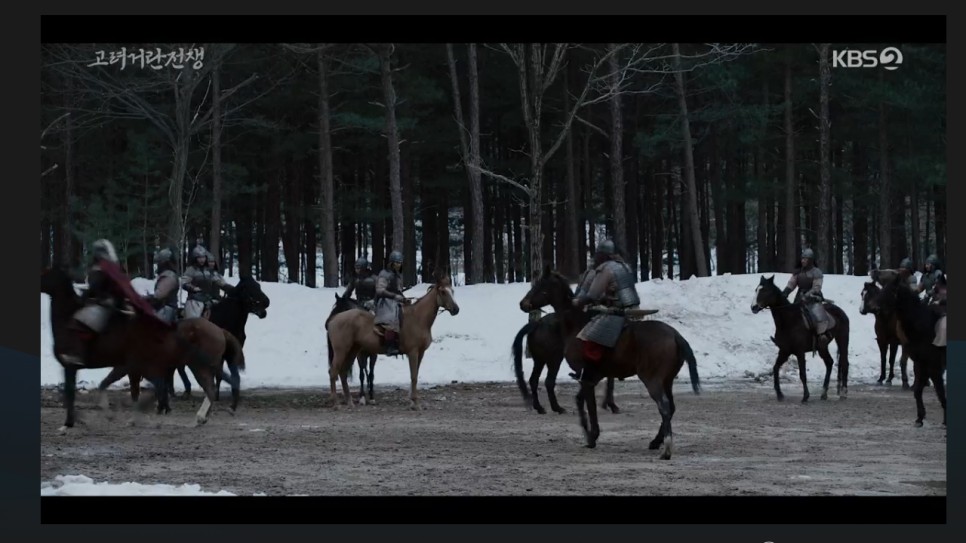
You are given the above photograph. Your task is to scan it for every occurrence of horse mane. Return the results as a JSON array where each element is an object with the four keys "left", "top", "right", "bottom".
[{"left": 547, "top": 270, "right": 576, "bottom": 298}]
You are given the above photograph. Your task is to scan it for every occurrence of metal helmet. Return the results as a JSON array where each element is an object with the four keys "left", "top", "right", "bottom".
[
  {"left": 926, "top": 254, "right": 940, "bottom": 268},
  {"left": 595, "top": 239, "right": 616, "bottom": 256},
  {"left": 899, "top": 257, "right": 913, "bottom": 270},
  {"left": 389, "top": 250, "right": 403, "bottom": 264},
  {"left": 355, "top": 256, "right": 370, "bottom": 269},
  {"left": 801, "top": 248, "right": 815, "bottom": 260},
  {"left": 92, "top": 239, "right": 119, "bottom": 263},
  {"left": 155, "top": 248, "right": 174, "bottom": 265},
  {"left": 191, "top": 245, "right": 208, "bottom": 260},
  {"left": 206, "top": 250, "right": 215, "bottom": 262}
]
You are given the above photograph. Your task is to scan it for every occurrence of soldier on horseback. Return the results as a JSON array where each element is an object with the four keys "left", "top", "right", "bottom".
[
  {"left": 570, "top": 239, "right": 640, "bottom": 382},
  {"left": 782, "top": 248, "right": 835, "bottom": 342},
  {"left": 204, "top": 250, "right": 225, "bottom": 305},
  {"left": 897, "top": 258, "right": 919, "bottom": 290},
  {"left": 60, "top": 239, "right": 172, "bottom": 368},
  {"left": 144, "top": 248, "right": 180, "bottom": 324},
  {"left": 181, "top": 245, "right": 233, "bottom": 319},
  {"left": 374, "top": 250, "right": 408, "bottom": 356},
  {"left": 343, "top": 256, "right": 377, "bottom": 312},
  {"left": 916, "top": 254, "right": 944, "bottom": 304}
]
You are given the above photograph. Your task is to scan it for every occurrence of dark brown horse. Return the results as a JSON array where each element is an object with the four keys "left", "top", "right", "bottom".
[
  {"left": 868, "top": 279, "right": 946, "bottom": 428},
  {"left": 41, "top": 266, "right": 226, "bottom": 431},
  {"left": 326, "top": 292, "right": 378, "bottom": 404},
  {"left": 750, "top": 275, "right": 851, "bottom": 402},
  {"left": 511, "top": 304, "right": 620, "bottom": 415},
  {"left": 859, "top": 281, "right": 910, "bottom": 389},
  {"left": 519, "top": 265, "right": 701, "bottom": 460},
  {"left": 325, "top": 272, "right": 460, "bottom": 410}
]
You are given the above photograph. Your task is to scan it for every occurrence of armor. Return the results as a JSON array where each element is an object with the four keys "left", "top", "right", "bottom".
[
  {"left": 345, "top": 256, "right": 376, "bottom": 308},
  {"left": 576, "top": 258, "right": 639, "bottom": 349},
  {"left": 374, "top": 268, "right": 406, "bottom": 331},
  {"left": 784, "top": 262, "right": 834, "bottom": 336},
  {"left": 920, "top": 269, "right": 943, "bottom": 303},
  {"left": 182, "top": 246, "right": 231, "bottom": 319}
]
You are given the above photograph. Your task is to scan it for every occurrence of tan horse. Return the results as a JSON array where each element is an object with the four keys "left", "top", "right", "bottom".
[{"left": 325, "top": 273, "right": 460, "bottom": 410}]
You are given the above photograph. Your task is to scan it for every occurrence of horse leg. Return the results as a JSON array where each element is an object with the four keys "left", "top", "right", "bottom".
[
  {"left": 929, "top": 355, "right": 947, "bottom": 427},
  {"left": 529, "top": 356, "right": 547, "bottom": 415},
  {"left": 340, "top": 356, "right": 355, "bottom": 409},
  {"left": 96, "top": 366, "right": 129, "bottom": 412},
  {"left": 129, "top": 374, "right": 141, "bottom": 403},
  {"left": 602, "top": 377, "right": 620, "bottom": 414},
  {"left": 772, "top": 350, "right": 791, "bottom": 402},
  {"left": 818, "top": 346, "right": 835, "bottom": 401},
  {"left": 357, "top": 354, "right": 367, "bottom": 405},
  {"left": 178, "top": 365, "right": 192, "bottom": 399},
  {"left": 545, "top": 357, "right": 566, "bottom": 415},
  {"left": 214, "top": 362, "right": 223, "bottom": 402},
  {"left": 367, "top": 354, "right": 377, "bottom": 404},
  {"left": 899, "top": 348, "right": 910, "bottom": 390},
  {"left": 185, "top": 365, "right": 217, "bottom": 426},
  {"left": 578, "top": 370, "right": 601, "bottom": 448},
  {"left": 886, "top": 341, "right": 898, "bottom": 385},
  {"left": 877, "top": 338, "right": 887, "bottom": 384},
  {"left": 641, "top": 376, "right": 675, "bottom": 460},
  {"left": 59, "top": 366, "right": 78, "bottom": 433},
  {"left": 795, "top": 353, "right": 810, "bottom": 403},
  {"left": 912, "top": 359, "right": 927, "bottom": 427},
  {"left": 226, "top": 363, "right": 241, "bottom": 413},
  {"left": 406, "top": 350, "right": 423, "bottom": 411}
]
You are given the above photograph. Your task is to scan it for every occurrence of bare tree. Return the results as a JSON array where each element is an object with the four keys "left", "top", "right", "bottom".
[
  {"left": 783, "top": 51, "right": 798, "bottom": 271},
  {"left": 814, "top": 43, "right": 833, "bottom": 268},
  {"left": 446, "top": 43, "right": 485, "bottom": 285}
]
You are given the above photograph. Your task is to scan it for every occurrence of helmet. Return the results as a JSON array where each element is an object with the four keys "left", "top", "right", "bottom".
[
  {"left": 926, "top": 254, "right": 940, "bottom": 268},
  {"left": 899, "top": 257, "right": 913, "bottom": 270},
  {"left": 191, "top": 245, "right": 208, "bottom": 260},
  {"left": 389, "top": 251, "right": 403, "bottom": 264},
  {"left": 595, "top": 239, "right": 616, "bottom": 256},
  {"left": 155, "top": 248, "right": 173, "bottom": 264},
  {"left": 355, "top": 256, "right": 370, "bottom": 269},
  {"left": 801, "top": 248, "right": 815, "bottom": 260},
  {"left": 206, "top": 250, "right": 216, "bottom": 262},
  {"left": 92, "top": 239, "right": 119, "bottom": 263}
]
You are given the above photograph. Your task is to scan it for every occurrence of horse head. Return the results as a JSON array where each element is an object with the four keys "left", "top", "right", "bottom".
[
  {"left": 41, "top": 265, "right": 80, "bottom": 298},
  {"left": 870, "top": 278, "right": 899, "bottom": 316},
  {"left": 428, "top": 272, "right": 459, "bottom": 315},
  {"left": 859, "top": 281, "right": 881, "bottom": 316},
  {"left": 520, "top": 264, "right": 574, "bottom": 313},
  {"left": 234, "top": 275, "right": 270, "bottom": 319},
  {"left": 751, "top": 274, "right": 785, "bottom": 314}
]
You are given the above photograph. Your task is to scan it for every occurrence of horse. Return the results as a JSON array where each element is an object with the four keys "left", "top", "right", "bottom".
[
  {"left": 325, "top": 271, "right": 460, "bottom": 410},
  {"left": 98, "top": 275, "right": 266, "bottom": 413},
  {"left": 41, "top": 266, "right": 226, "bottom": 431},
  {"left": 869, "top": 279, "right": 946, "bottom": 428},
  {"left": 511, "top": 303, "right": 620, "bottom": 415},
  {"left": 750, "top": 275, "right": 851, "bottom": 403},
  {"left": 519, "top": 265, "right": 701, "bottom": 460},
  {"left": 859, "top": 281, "right": 910, "bottom": 389},
  {"left": 325, "top": 292, "right": 379, "bottom": 404}
]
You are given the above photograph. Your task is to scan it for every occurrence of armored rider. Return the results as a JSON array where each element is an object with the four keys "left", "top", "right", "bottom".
[
  {"left": 916, "top": 254, "right": 944, "bottom": 304},
  {"left": 930, "top": 272, "right": 946, "bottom": 348},
  {"left": 60, "top": 239, "right": 171, "bottom": 368},
  {"left": 570, "top": 239, "right": 640, "bottom": 382},
  {"left": 343, "top": 256, "right": 377, "bottom": 311},
  {"left": 205, "top": 250, "right": 225, "bottom": 305},
  {"left": 782, "top": 248, "right": 833, "bottom": 341},
  {"left": 896, "top": 258, "right": 919, "bottom": 290},
  {"left": 181, "top": 245, "right": 233, "bottom": 319},
  {"left": 374, "top": 250, "right": 408, "bottom": 356},
  {"left": 144, "top": 248, "right": 181, "bottom": 324}
]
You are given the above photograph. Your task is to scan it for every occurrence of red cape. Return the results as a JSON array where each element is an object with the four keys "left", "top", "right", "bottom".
[{"left": 98, "top": 260, "right": 173, "bottom": 329}]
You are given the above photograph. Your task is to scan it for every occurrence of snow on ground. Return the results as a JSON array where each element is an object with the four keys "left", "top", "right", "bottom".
[
  {"left": 40, "top": 271, "right": 903, "bottom": 391},
  {"left": 41, "top": 474, "right": 255, "bottom": 496}
]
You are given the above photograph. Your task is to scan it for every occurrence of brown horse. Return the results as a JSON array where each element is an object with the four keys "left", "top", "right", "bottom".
[
  {"left": 325, "top": 272, "right": 460, "bottom": 410},
  {"left": 860, "top": 281, "right": 910, "bottom": 389},
  {"left": 41, "top": 266, "right": 226, "bottom": 431},
  {"left": 520, "top": 265, "right": 701, "bottom": 460}
]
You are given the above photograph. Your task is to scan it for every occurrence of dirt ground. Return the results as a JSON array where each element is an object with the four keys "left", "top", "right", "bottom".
[{"left": 40, "top": 379, "right": 947, "bottom": 496}]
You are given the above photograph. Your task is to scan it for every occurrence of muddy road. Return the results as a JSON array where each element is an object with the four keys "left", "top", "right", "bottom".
[{"left": 40, "top": 380, "right": 946, "bottom": 496}]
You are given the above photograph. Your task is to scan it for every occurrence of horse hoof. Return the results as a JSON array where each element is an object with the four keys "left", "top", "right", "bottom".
[
  {"left": 821, "top": 393, "right": 828, "bottom": 401},
  {"left": 776, "top": 395, "right": 784, "bottom": 402},
  {"left": 536, "top": 407, "right": 547, "bottom": 415},
  {"left": 228, "top": 408, "right": 236, "bottom": 416},
  {"left": 660, "top": 450, "right": 672, "bottom": 460},
  {"left": 57, "top": 425, "right": 69, "bottom": 435},
  {"left": 604, "top": 404, "right": 620, "bottom": 414},
  {"left": 585, "top": 439, "right": 597, "bottom": 449},
  {"left": 801, "top": 397, "right": 809, "bottom": 404},
  {"left": 195, "top": 417, "right": 208, "bottom": 426},
  {"left": 553, "top": 407, "right": 567, "bottom": 415},
  {"left": 914, "top": 421, "right": 923, "bottom": 428},
  {"left": 648, "top": 440, "right": 662, "bottom": 450},
  {"left": 876, "top": 379, "right": 884, "bottom": 385},
  {"left": 359, "top": 396, "right": 367, "bottom": 406}
]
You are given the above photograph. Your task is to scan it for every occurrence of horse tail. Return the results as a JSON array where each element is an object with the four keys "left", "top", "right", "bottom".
[
  {"left": 674, "top": 329, "right": 701, "bottom": 395},
  {"left": 511, "top": 321, "right": 537, "bottom": 404},
  {"left": 222, "top": 329, "right": 246, "bottom": 371}
]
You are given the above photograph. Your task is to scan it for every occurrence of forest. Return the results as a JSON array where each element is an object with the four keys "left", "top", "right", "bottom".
[{"left": 39, "top": 42, "right": 946, "bottom": 288}]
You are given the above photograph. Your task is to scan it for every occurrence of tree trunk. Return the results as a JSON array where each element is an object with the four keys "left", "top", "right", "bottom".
[
  {"left": 303, "top": 171, "right": 317, "bottom": 288},
  {"left": 317, "top": 50, "right": 339, "bottom": 288},
  {"left": 563, "top": 63, "right": 580, "bottom": 280},
  {"left": 261, "top": 175, "right": 281, "bottom": 282},
  {"left": 877, "top": 85, "right": 892, "bottom": 270},
  {"left": 210, "top": 57, "right": 223, "bottom": 260},
  {"left": 403, "top": 153, "right": 417, "bottom": 286},
  {"left": 379, "top": 45, "right": 404, "bottom": 255},
  {"left": 911, "top": 181, "right": 921, "bottom": 268},
  {"left": 816, "top": 43, "right": 833, "bottom": 271},
  {"left": 583, "top": 129, "right": 594, "bottom": 262},
  {"left": 852, "top": 141, "right": 869, "bottom": 276},
  {"left": 934, "top": 182, "right": 945, "bottom": 264},
  {"left": 783, "top": 55, "right": 797, "bottom": 272},
  {"left": 710, "top": 127, "right": 726, "bottom": 275},
  {"left": 281, "top": 167, "right": 301, "bottom": 284},
  {"left": 495, "top": 184, "right": 506, "bottom": 283},
  {"left": 671, "top": 44, "right": 709, "bottom": 278},
  {"left": 59, "top": 74, "right": 75, "bottom": 268},
  {"left": 607, "top": 44, "right": 628, "bottom": 256},
  {"left": 757, "top": 80, "right": 770, "bottom": 272}
]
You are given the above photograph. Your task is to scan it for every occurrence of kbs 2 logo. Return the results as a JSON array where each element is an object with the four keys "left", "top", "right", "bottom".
[{"left": 832, "top": 47, "right": 903, "bottom": 70}]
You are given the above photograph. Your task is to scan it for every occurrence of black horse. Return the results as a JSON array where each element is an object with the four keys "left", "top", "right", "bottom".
[
  {"left": 205, "top": 275, "right": 270, "bottom": 401},
  {"left": 751, "top": 275, "right": 851, "bottom": 403},
  {"left": 859, "top": 281, "right": 910, "bottom": 388},
  {"left": 869, "top": 279, "right": 946, "bottom": 427},
  {"left": 325, "top": 292, "right": 378, "bottom": 403},
  {"left": 511, "top": 308, "right": 621, "bottom": 415},
  {"left": 519, "top": 265, "right": 701, "bottom": 459}
]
